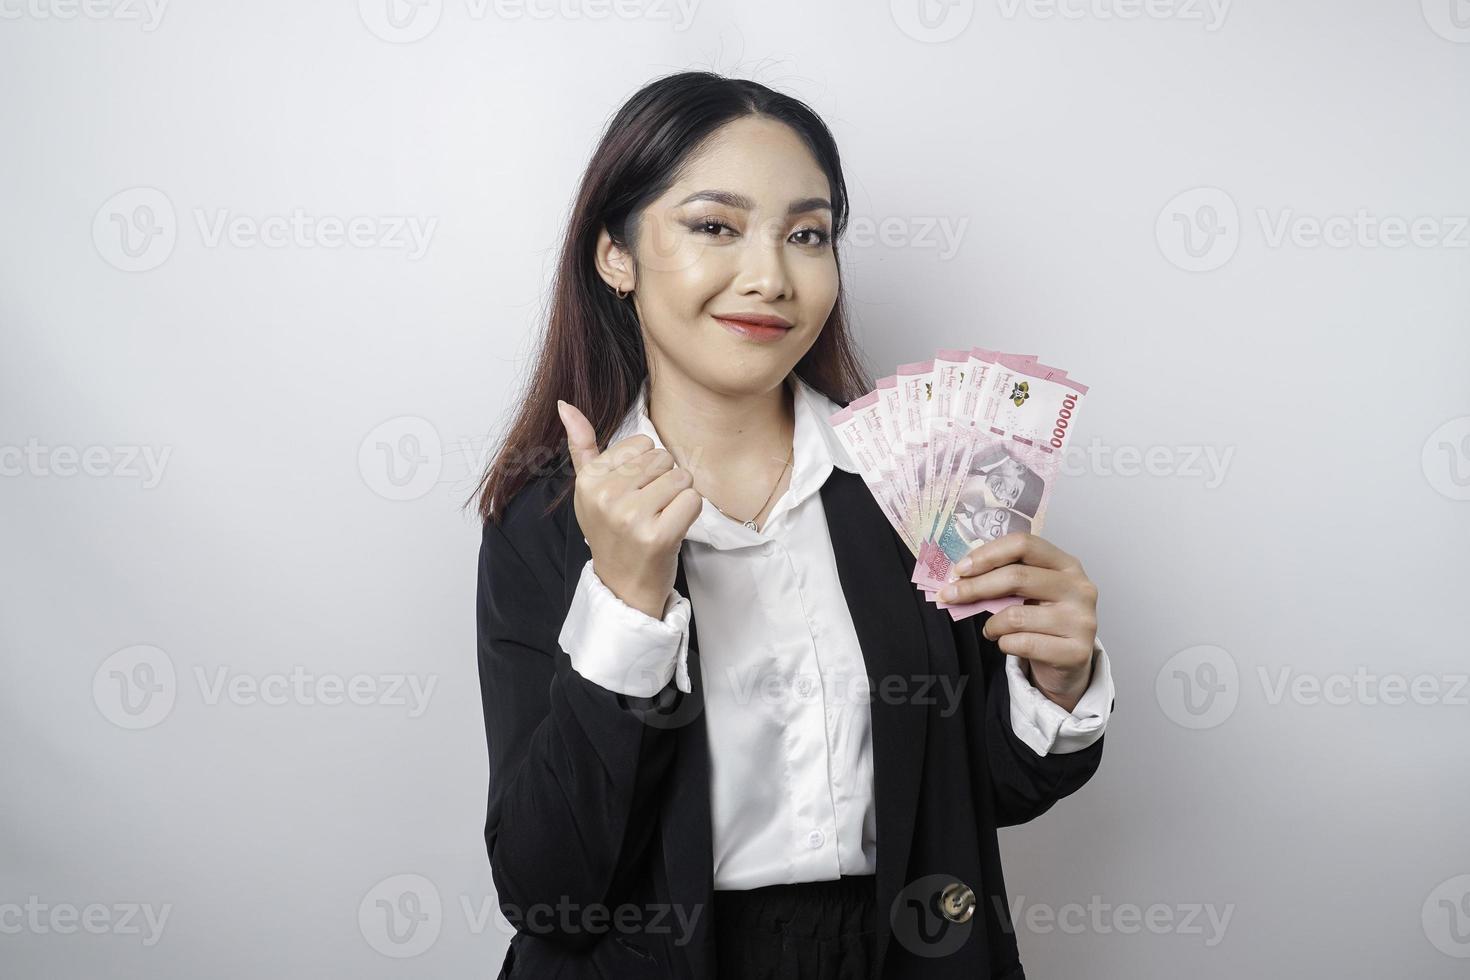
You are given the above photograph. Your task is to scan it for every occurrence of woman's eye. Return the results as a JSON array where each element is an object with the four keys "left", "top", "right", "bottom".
[
  {"left": 688, "top": 218, "right": 830, "bottom": 246},
  {"left": 690, "top": 217, "right": 735, "bottom": 237}
]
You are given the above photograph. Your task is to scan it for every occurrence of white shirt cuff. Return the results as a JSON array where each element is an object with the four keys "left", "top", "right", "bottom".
[
  {"left": 557, "top": 558, "right": 692, "bottom": 698},
  {"left": 1004, "top": 634, "right": 1114, "bottom": 756}
]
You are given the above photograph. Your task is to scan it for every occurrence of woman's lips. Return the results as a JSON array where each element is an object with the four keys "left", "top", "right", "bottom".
[{"left": 713, "top": 315, "right": 792, "bottom": 342}]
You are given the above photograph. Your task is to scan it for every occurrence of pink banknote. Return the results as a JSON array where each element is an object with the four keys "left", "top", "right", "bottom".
[{"left": 829, "top": 347, "right": 1089, "bottom": 622}]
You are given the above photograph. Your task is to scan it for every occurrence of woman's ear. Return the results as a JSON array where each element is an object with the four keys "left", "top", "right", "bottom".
[{"left": 593, "top": 226, "right": 634, "bottom": 294}]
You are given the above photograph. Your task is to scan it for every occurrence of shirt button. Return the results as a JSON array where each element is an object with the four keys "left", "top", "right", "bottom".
[{"left": 806, "top": 829, "right": 826, "bottom": 849}]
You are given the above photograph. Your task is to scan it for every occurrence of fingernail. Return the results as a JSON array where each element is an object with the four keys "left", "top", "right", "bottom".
[
  {"left": 938, "top": 587, "right": 954, "bottom": 601},
  {"left": 955, "top": 557, "right": 972, "bottom": 574}
]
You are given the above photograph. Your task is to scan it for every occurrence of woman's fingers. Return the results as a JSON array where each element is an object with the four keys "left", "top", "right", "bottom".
[
  {"left": 653, "top": 482, "right": 704, "bottom": 540},
  {"left": 945, "top": 531, "right": 1100, "bottom": 681},
  {"left": 956, "top": 531, "right": 1081, "bottom": 576},
  {"left": 557, "top": 399, "right": 660, "bottom": 482},
  {"left": 620, "top": 445, "right": 676, "bottom": 491},
  {"left": 979, "top": 600, "right": 1094, "bottom": 644},
  {"left": 940, "top": 562, "right": 1071, "bottom": 604},
  {"left": 630, "top": 463, "right": 695, "bottom": 520},
  {"left": 989, "top": 630, "right": 1084, "bottom": 669},
  {"left": 556, "top": 400, "right": 601, "bottom": 474}
]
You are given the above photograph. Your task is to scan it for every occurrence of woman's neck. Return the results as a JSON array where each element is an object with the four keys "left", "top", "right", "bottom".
[{"left": 646, "top": 371, "right": 796, "bottom": 525}]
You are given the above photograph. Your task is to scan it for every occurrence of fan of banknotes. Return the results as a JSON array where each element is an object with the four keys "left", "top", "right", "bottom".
[{"left": 826, "top": 348, "right": 1088, "bottom": 622}]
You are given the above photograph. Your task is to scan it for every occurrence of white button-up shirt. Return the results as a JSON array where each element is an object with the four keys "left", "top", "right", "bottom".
[{"left": 558, "top": 371, "right": 1114, "bottom": 891}]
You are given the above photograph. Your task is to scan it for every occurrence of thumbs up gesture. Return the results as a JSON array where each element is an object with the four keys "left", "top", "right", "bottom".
[{"left": 557, "top": 399, "right": 704, "bottom": 620}]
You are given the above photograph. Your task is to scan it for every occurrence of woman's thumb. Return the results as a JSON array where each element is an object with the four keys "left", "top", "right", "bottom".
[{"left": 556, "top": 399, "right": 598, "bottom": 473}]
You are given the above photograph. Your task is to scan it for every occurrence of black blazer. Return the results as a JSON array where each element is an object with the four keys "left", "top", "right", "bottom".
[{"left": 476, "top": 458, "right": 1109, "bottom": 979}]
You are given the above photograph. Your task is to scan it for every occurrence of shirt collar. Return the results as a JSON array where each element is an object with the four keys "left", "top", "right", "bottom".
[{"left": 606, "top": 372, "right": 858, "bottom": 549}]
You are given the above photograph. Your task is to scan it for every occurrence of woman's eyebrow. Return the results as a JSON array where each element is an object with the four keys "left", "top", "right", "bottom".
[{"left": 674, "top": 189, "right": 832, "bottom": 215}]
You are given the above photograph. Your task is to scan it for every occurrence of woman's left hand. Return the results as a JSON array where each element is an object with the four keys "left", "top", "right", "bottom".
[{"left": 935, "top": 531, "right": 1099, "bottom": 711}]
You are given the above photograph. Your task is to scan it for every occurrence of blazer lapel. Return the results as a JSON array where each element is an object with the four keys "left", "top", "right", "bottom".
[
  {"left": 561, "top": 514, "right": 717, "bottom": 977},
  {"left": 820, "top": 467, "right": 933, "bottom": 974},
  {"left": 659, "top": 554, "right": 716, "bottom": 976}
]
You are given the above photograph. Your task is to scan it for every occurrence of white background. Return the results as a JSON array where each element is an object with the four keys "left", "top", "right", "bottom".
[{"left": 2, "top": 0, "right": 1468, "bottom": 976}]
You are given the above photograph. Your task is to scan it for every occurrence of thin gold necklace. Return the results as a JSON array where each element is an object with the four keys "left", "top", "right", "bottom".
[
  {"left": 698, "top": 419, "right": 795, "bottom": 532},
  {"left": 705, "top": 452, "right": 792, "bottom": 531}
]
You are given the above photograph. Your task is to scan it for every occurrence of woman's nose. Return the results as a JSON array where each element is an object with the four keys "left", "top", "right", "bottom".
[{"left": 735, "top": 220, "right": 792, "bottom": 298}]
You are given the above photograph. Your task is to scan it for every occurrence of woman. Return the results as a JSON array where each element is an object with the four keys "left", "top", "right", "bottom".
[{"left": 471, "top": 70, "right": 1114, "bottom": 980}]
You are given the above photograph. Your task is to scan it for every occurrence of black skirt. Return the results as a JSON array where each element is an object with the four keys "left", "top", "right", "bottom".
[{"left": 712, "top": 873, "right": 878, "bottom": 980}]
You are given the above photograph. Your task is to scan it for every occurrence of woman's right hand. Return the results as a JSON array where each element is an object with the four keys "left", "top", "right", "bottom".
[{"left": 556, "top": 399, "right": 704, "bottom": 620}]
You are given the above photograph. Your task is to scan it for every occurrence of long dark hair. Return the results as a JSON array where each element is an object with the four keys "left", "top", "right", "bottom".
[{"left": 470, "top": 70, "right": 871, "bottom": 526}]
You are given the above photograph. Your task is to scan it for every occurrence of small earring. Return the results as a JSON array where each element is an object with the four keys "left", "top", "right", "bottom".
[{"left": 610, "top": 282, "right": 630, "bottom": 300}]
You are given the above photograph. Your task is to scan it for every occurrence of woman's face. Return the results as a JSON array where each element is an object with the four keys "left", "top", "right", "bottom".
[{"left": 599, "top": 115, "right": 839, "bottom": 395}]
